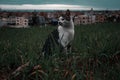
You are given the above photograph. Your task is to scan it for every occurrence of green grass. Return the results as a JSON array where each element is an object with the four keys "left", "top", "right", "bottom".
[{"left": 0, "top": 23, "right": 120, "bottom": 80}]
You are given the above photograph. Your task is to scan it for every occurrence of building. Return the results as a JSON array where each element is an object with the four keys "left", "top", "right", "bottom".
[
  {"left": 0, "top": 19, "right": 7, "bottom": 27},
  {"left": 0, "top": 18, "right": 8, "bottom": 27},
  {"left": 74, "top": 14, "right": 96, "bottom": 25},
  {"left": 7, "top": 16, "right": 16, "bottom": 25},
  {"left": 16, "top": 17, "right": 29, "bottom": 27},
  {"left": 95, "top": 14, "right": 106, "bottom": 23},
  {"left": 47, "top": 12, "right": 54, "bottom": 18}
]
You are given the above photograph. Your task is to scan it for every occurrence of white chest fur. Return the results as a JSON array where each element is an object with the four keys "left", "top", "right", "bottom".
[{"left": 58, "top": 26, "right": 74, "bottom": 47}]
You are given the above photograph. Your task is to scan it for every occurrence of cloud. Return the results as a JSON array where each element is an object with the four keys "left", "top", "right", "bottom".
[{"left": 0, "top": 4, "right": 103, "bottom": 10}]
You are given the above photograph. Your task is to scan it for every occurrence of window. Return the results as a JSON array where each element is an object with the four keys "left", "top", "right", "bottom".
[
  {"left": 17, "top": 20, "right": 19, "bottom": 22},
  {"left": 24, "top": 20, "right": 28, "bottom": 22},
  {"left": 16, "top": 23, "right": 19, "bottom": 25}
]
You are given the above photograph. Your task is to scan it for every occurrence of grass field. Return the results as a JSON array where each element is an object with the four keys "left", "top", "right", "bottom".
[{"left": 0, "top": 23, "right": 120, "bottom": 80}]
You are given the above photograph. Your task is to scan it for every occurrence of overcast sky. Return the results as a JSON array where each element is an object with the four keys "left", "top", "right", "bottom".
[{"left": 0, "top": 0, "right": 120, "bottom": 10}]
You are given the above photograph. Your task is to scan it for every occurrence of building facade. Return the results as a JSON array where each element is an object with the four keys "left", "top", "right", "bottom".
[
  {"left": 95, "top": 14, "right": 106, "bottom": 23},
  {"left": 74, "top": 14, "right": 96, "bottom": 25},
  {"left": 16, "top": 17, "right": 29, "bottom": 27}
]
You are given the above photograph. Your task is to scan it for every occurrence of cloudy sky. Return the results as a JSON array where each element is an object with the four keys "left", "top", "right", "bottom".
[{"left": 0, "top": 0, "right": 120, "bottom": 10}]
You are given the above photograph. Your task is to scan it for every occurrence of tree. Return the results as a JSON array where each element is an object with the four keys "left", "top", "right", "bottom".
[{"left": 32, "top": 11, "right": 39, "bottom": 26}]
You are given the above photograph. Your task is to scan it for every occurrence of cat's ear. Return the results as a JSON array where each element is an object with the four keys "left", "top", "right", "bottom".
[{"left": 65, "top": 9, "right": 71, "bottom": 16}]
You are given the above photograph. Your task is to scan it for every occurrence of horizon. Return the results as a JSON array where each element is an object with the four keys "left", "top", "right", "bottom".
[
  {"left": 0, "top": 4, "right": 119, "bottom": 11},
  {"left": 0, "top": 0, "right": 120, "bottom": 10}
]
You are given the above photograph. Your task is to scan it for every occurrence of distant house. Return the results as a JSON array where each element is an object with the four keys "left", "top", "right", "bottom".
[
  {"left": 0, "top": 18, "right": 8, "bottom": 27},
  {"left": 89, "top": 15, "right": 96, "bottom": 24},
  {"left": 15, "top": 17, "right": 29, "bottom": 28},
  {"left": 0, "top": 20, "right": 2, "bottom": 27},
  {"left": 74, "top": 16, "right": 80, "bottom": 25},
  {"left": 95, "top": 14, "right": 106, "bottom": 23},
  {"left": 0, "top": 15, "right": 29, "bottom": 28},
  {"left": 7, "top": 16, "right": 16, "bottom": 25},
  {"left": 74, "top": 14, "right": 96, "bottom": 25}
]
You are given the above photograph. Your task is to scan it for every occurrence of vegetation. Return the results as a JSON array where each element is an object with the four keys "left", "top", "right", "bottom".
[{"left": 0, "top": 23, "right": 120, "bottom": 80}]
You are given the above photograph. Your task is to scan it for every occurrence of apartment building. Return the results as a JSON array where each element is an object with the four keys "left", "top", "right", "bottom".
[
  {"left": 16, "top": 17, "right": 29, "bottom": 27},
  {"left": 0, "top": 18, "right": 7, "bottom": 26},
  {"left": 0, "top": 18, "right": 8, "bottom": 26},
  {"left": 7, "top": 16, "right": 16, "bottom": 25},
  {"left": 95, "top": 14, "right": 106, "bottom": 23},
  {"left": 74, "top": 14, "right": 96, "bottom": 25}
]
